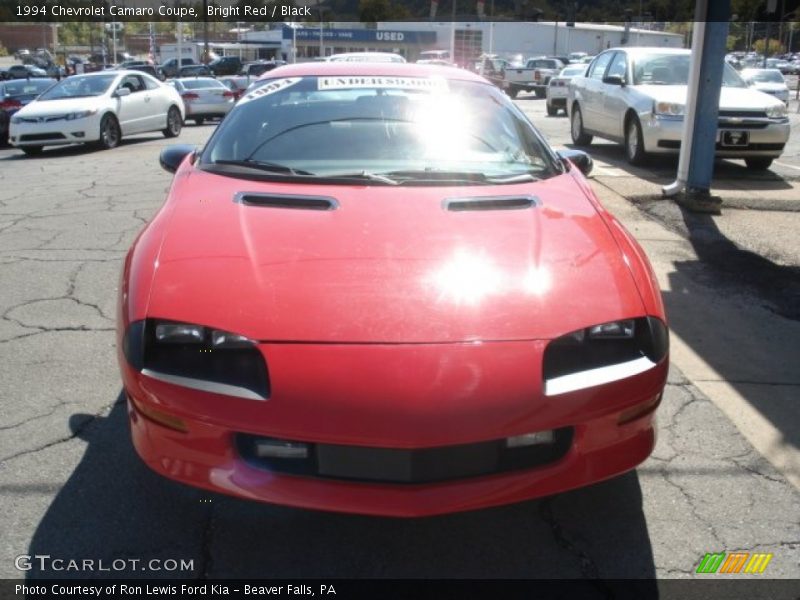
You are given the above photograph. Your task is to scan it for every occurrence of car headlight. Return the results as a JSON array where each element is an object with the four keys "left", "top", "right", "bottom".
[
  {"left": 65, "top": 109, "right": 98, "bottom": 121},
  {"left": 10, "top": 116, "right": 23, "bottom": 125},
  {"left": 654, "top": 101, "right": 685, "bottom": 117},
  {"left": 543, "top": 317, "right": 668, "bottom": 396},
  {"left": 123, "top": 319, "right": 270, "bottom": 401},
  {"left": 765, "top": 103, "right": 787, "bottom": 118}
]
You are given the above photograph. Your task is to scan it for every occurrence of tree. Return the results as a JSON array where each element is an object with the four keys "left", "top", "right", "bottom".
[{"left": 753, "top": 38, "right": 784, "bottom": 56}]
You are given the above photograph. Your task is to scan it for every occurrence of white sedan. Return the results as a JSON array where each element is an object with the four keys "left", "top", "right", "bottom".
[
  {"left": 8, "top": 70, "right": 184, "bottom": 156},
  {"left": 740, "top": 68, "right": 790, "bottom": 105}
]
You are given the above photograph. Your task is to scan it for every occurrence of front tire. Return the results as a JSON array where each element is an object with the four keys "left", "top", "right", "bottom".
[
  {"left": 570, "top": 105, "right": 593, "bottom": 146},
  {"left": 194, "top": 117, "right": 205, "bottom": 126},
  {"left": 507, "top": 86, "right": 519, "bottom": 99},
  {"left": 535, "top": 88, "right": 546, "bottom": 98},
  {"left": 625, "top": 115, "right": 647, "bottom": 165},
  {"left": 546, "top": 102, "right": 558, "bottom": 116},
  {"left": 22, "top": 146, "right": 43, "bottom": 156},
  {"left": 163, "top": 106, "right": 182, "bottom": 138},
  {"left": 744, "top": 157, "right": 773, "bottom": 171},
  {"left": 96, "top": 114, "right": 120, "bottom": 150}
]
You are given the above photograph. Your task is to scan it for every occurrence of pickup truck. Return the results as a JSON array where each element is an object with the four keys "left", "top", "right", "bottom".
[{"left": 504, "top": 57, "right": 566, "bottom": 98}]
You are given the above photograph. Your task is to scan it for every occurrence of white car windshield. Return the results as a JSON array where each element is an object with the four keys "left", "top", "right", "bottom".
[
  {"left": 38, "top": 74, "right": 117, "bottom": 100},
  {"left": 201, "top": 76, "right": 558, "bottom": 183},
  {"left": 632, "top": 54, "right": 746, "bottom": 87}
]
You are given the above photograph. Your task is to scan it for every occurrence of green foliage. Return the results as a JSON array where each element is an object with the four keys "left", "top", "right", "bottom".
[
  {"left": 0, "top": 43, "right": 8, "bottom": 57},
  {"left": 753, "top": 38, "right": 784, "bottom": 56}
]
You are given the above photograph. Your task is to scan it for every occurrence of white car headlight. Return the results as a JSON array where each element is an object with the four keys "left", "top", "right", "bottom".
[
  {"left": 65, "top": 109, "right": 98, "bottom": 121},
  {"left": 654, "top": 101, "right": 685, "bottom": 116},
  {"left": 765, "top": 103, "right": 787, "bottom": 118}
]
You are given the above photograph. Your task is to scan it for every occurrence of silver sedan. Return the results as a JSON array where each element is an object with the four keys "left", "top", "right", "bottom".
[
  {"left": 171, "top": 77, "right": 236, "bottom": 125},
  {"left": 567, "top": 47, "right": 790, "bottom": 170}
]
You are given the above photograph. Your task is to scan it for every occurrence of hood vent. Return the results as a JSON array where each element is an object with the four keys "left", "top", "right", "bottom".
[
  {"left": 235, "top": 192, "right": 338, "bottom": 211},
  {"left": 443, "top": 195, "right": 539, "bottom": 212}
]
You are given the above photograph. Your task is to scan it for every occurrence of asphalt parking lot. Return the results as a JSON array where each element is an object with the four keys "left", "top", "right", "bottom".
[{"left": 0, "top": 98, "right": 799, "bottom": 582}]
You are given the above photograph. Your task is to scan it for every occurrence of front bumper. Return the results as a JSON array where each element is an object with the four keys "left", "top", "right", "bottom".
[
  {"left": 121, "top": 340, "right": 667, "bottom": 516},
  {"left": 642, "top": 114, "right": 790, "bottom": 157},
  {"left": 8, "top": 113, "right": 102, "bottom": 147}
]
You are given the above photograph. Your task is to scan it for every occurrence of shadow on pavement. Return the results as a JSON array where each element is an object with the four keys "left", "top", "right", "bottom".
[
  {"left": 570, "top": 142, "right": 795, "bottom": 191},
  {"left": 26, "top": 396, "right": 658, "bottom": 583},
  {"left": 0, "top": 135, "right": 166, "bottom": 161},
  {"left": 662, "top": 206, "right": 800, "bottom": 453}
]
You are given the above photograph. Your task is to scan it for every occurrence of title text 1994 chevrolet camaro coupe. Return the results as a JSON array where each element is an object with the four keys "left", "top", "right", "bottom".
[{"left": 117, "top": 62, "right": 668, "bottom": 517}]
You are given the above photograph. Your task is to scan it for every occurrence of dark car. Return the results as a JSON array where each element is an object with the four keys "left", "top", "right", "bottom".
[
  {"left": 0, "top": 77, "right": 56, "bottom": 143},
  {"left": 126, "top": 65, "right": 160, "bottom": 79},
  {"left": 158, "top": 58, "right": 197, "bottom": 79},
  {"left": 240, "top": 60, "right": 286, "bottom": 78},
  {"left": 119, "top": 60, "right": 153, "bottom": 69},
  {"left": 209, "top": 56, "right": 243, "bottom": 76},
  {"left": 178, "top": 64, "right": 213, "bottom": 78},
  {"left": 7, "top": 65, "right": 48, "bottom": 79}
]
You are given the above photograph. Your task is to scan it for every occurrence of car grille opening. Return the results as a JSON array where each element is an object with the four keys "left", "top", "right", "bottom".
[
  {"left": 235, "top": 428, "right": 573, "bottom": 484},
  {"left": 234, "top": 192, "right": 338, "bottom": 211}
]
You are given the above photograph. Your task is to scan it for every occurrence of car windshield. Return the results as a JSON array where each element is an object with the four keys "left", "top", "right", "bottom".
[
  {"left": 38, "top": 74, "right": 117, "bottom": 100},
  {"left": 632, "top": 54, "right": 746, "bottom": 87},
  {"left": 744, "top": 70, "right": 785, "bottom": 83},
  {"left": 2, "top": 79, "right": 54, "bottom": 96},
  {"left": 201, "top": 76, "right": 557, "bottom": 183},
  {"left": 561, "top": 66, "right": 586, "bottom": 77}
]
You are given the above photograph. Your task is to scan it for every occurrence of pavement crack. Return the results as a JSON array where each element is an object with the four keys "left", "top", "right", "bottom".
[
  {"left": 0, "top": 395, "right": 124, "bottom": 465},
  {"left": 539, "top": 498, "right": 609, "bottom": 586},
  {"left": 0, "top": 398, "right": 75, "bottom": 432}
]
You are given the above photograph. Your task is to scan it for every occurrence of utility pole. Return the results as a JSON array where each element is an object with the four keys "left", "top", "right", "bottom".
[{"left": 450, "top": 0, "right": 456, "bottom": 67}]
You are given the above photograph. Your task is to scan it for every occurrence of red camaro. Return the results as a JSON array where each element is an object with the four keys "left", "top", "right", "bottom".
[{"left": 118, "top": 62, "right": 668, "bottom": 516}]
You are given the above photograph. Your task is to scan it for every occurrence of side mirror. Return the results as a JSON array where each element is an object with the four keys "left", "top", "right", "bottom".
[
  {"left": 557, "top": 149, "right": 593, "bottom": 176},
  {"left": 159, "top": 145, "right": 196, "bottom": 174},
  {"left": 602, "top": 75, "right": 626, "bottom": 86},
  {"left": 114, "top": 86, "right": 131, "bottom": 97}
]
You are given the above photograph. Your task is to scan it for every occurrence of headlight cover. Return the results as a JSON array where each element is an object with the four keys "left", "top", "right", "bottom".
[
  {"left": 543, "top": 317, "right": 668, "bottom": 396},
  {"left": 123, "top": 319, "right": 270, "bottom": 401},
  {"left": 65, "top": 109, "right": 98, "bottom": 121},
  {"left": 765, "top": 103, "right": 787, "bottom": 119},
  {"left": 654, "top": 101, "right": 685, "bottom": 117}
]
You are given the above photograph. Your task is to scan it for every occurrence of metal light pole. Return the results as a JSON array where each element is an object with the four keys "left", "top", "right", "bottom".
[{"left": 450, "top": 0, "right": 457, "bottom": 66}]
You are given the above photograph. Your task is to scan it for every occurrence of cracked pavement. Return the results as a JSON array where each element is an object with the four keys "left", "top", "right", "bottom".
[{"left": 0, "top": 119, "right": 798, "bottom": 581}]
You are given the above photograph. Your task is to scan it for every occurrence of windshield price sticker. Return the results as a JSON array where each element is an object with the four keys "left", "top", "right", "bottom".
[
  {"left": 318, "top": 76, "right": 448, "bottom": 92},
  {"left": 240, "top": 78, "right": 302, "bottom": 104}
]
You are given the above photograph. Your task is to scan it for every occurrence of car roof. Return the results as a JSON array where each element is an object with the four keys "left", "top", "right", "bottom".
[
  {"left": 257, "top": 61, "right": 485, "bottom": 83},
  {"left": 607, "top": 47, "right": 689, "bottom": 56}
]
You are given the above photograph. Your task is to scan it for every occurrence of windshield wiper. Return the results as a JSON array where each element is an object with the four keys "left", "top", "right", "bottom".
[
  {"left": 485, "top": 173, "right": 540, "bottom": 184},
  {"left": 323, "top": 171, "right": 399, "bottom": 185},
  {"left": 383, "top": 169, "right": 489, "bottom": 183},
  {"left": 213, "top": 159, "right": 315, "bottom": 176}
]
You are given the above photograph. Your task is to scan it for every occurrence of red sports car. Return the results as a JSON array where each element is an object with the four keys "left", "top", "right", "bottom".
[{"left": 118, "top": 62, "right": 668, "bottom": 517}]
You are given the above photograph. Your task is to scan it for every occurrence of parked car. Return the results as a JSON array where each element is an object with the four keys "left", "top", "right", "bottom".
[
  {"left": 546, "top": 64, "right": 588, "bottom": 116},
  {"left": 505, "top": 56, "right": 566, "bottom": 98},
  {"left": 8, "top": 70, "right": 184, "bottom": 155},
  {"left": 240, "top": 60, "right": 287, "bottom": 78},
  {"left": 158, "top": 58, "right": 197, "bottom": 80},
  {"left": 567, "top": 47, "right": 790, "bottom": 170},
  {"left": 740, "top": 69, "right": 790, "bottom": 105},
  {"left": 178, "top": 64, "right": 213, "bottom": 78},
  {"left": 118, "top": 60, "right": 153, "bottom": 69},
  {"left": 209, "top": 56, "right": 243, "bottom": 76},
  {"left": 0, "top": 78, "right": 56, "bottom": 143},
  {"left": 170, "top": 77, "right": 235, "bottom": 124},
  {"left": 126, "top": 65, "right": 161, "bottom": 79},
  {"left": 568, "top": 52, "right": 588, "bottom": 63},
  {"left": 325, "top": 52, "right": 406, "bottom": 63},
  {"left": 119, "top": 61, "right": 669, "bottom": 516},
  {"left": 217, "top": 76, "right": 251, "bottom": 101},
  {"left": 7, "top": 64, "right": 48, "bottom": 79}
]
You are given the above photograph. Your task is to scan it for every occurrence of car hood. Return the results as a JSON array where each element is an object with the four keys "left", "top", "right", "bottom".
[
  {"left": 147, "top": 170, "right": 645, "bottom": 343},
  {"left": 17, "top": 96, "right": 105, "bottom": 117},
  {"left": 750, "top": 82, "right": 788, "bottom": 92},
  {"left": 636, "top": 84, "right": 785, "bottom": 110}
]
